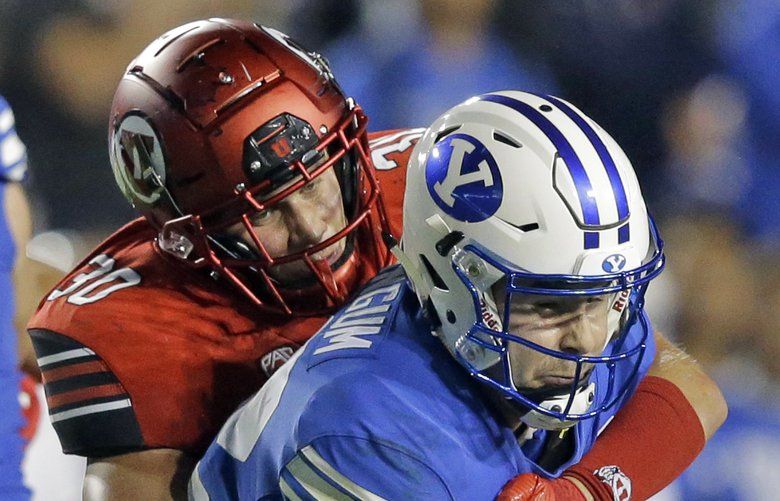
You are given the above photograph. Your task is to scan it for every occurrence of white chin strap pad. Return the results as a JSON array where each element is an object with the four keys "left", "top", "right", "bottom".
[{"left": 520, "top": 382, "right": 596, "bottom": 430}]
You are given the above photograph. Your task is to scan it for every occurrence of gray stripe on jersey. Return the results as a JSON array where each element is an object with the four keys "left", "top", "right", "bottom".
[
  {"left": 188, "top": 466, "right": 211, "bottom": 501},
  {"left": 298, "top": 445, "right": 387, "bottom": 501},
  {"left": 285, "top": 452, "right": 354, "bottom": 500},
  {"left": 279, "top": 477, "right": 304, "bottom": 501}
]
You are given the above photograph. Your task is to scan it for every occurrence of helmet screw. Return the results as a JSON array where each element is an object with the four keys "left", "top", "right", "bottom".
[
  {"left": 209, "top": 271, "right": 220, "bottom": 280},
  {"left": 467, "top": 264, "right": 480, "bottom": 277},
  {"left": 218, "top": 72, "right": 234, "bottom": 85},
  {"left": 550, "top": 405, "right": 562, "bottom": 413},
  {"left": 319, "top": 125, "right": 328, "bottom": 135},
  {"left": 588, "top": 392, "right": 595, "bottom": 403},
  {"left": 250, "top": 161, "right": 263, "bottom": 172},
  {"left": 235, "top": 183, "right": 246, "bottom": 192}
]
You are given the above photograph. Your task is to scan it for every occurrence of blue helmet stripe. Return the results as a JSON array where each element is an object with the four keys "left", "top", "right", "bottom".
[
  {"left": 618, "top": 224, "right": 630, "bottom": 243},
  {"left": 478, "top": 93, "right": 600, "bottom": 248},
  {"left": 584, "top": 232, "right": 600, "bottom": 249},
  {"left": 542, "top": 95, "right": 629, "bottom": 219},
  {"left": 542, "top": 94, "right": 631, "bottom": 243}
]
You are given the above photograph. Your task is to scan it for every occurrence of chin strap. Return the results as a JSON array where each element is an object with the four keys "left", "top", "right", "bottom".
[{"left": 519, "top": 382, "right": 597, "bottom": 430}]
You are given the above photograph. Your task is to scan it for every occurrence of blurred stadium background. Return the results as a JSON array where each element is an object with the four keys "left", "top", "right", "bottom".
[{"left": 1, "top": 0, "right": 777, "bottom": 499}]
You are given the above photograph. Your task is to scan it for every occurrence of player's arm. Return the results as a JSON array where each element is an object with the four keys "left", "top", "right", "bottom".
[
  {"left": 83, "top": 449, "right": 196, "bottom": 501},
  {"left": 5, "top": 183, "right": 64, "bottom": 379},
  {"left": 27, "top": 328, "right": 200, "bottom": 501},
  {"left": 4, "top": 182, "right": 34, "bottom": 375},
  {"left": 500, "top": 331, "right": 728, "bottom": 500},
  {"left": 645, "top": 330, "right": 727, "bottom": 439}
]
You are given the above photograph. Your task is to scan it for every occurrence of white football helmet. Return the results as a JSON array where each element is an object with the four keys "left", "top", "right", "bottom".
[{"left": 399, "top": 91, "right": 664, "bottom": 429}]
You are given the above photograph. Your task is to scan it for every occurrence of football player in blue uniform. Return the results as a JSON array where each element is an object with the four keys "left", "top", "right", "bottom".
[
  {"left": 190, "top": 91, "right": 704, "bottom": 500},
  {"left": 0, "top": 95, "right": 32, "bottom": 500}
]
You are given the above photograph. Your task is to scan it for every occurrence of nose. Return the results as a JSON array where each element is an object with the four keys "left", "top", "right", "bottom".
[
  {"left": 558, "top": 314, "right": 603, "bottom": 356},
  {"left": 284, "top": 196, "right": 327, "bottom": 249}
]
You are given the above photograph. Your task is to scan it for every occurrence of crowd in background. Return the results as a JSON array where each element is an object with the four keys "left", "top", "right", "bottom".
[{"left": 0, "top": 0, "right": 778, "bottom": 499}]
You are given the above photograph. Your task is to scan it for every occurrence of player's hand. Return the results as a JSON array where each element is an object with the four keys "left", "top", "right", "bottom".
[{"left": 497, "top": 473, "right": 587, "bottom": 501}]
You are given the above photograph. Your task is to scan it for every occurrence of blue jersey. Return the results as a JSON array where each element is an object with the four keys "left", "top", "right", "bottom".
[
  {"left": 0, "top": 95, "right": 29, "bottom": 499},
  {"left": 192, "top": 266, "right": 654, "bottom": 500}
]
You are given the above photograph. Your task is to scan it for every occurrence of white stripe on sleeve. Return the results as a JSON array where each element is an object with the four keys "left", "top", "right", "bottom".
[
  {"left": 297, "top": 445, "right": 387, "bottom": 501},
  {"left": 37, "top": 347, "right": 96, "bottom": 367},
  {"left": 49, "top": 399, "right": 131, "bottom": 423}
]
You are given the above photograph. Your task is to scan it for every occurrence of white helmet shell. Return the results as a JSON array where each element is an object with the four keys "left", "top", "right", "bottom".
[{"left": 400, "top": 91, "right": 663, "bottom": 429}]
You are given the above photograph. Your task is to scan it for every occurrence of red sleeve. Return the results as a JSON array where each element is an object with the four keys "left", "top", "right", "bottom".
[
  {"left": 565, "top": 376, "right": 706, "bottom": 500},
  {"left": 26, "top": 228, "right": 325, "bottom": 457},
  {"left": 370, "top": 128, "right": 424, "bottom": 236},
  {"left": 29, "top": 288, "right": 307, "bottom": 457},
  {"left": 28, "top": 328, "right": 144, "bottom": 456}
]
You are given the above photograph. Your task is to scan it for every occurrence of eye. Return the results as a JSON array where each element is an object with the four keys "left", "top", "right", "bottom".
[
  {"left": 299, "top": 178, "right": 319, "bottom": 194},
  {"left": 250, "top": 209, "right": 274, "bottom": 225}
]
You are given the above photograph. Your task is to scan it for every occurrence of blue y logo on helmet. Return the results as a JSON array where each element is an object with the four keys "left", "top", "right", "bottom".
[
  {"left": 602, "top": 254, "right": 627, "bottom": 273},
  {"left": 425, "top": 133, "right": 503, "bottom": 222}
]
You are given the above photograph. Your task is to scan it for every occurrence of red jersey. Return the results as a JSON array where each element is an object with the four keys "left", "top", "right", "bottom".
[{"left": 27, "top": 128, "right": 424, "bottom": 457}]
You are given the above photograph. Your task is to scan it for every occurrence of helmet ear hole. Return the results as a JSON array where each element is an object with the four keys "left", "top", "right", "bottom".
[{"left": 419, "top": 254, "right": 448, "bottom": 291}]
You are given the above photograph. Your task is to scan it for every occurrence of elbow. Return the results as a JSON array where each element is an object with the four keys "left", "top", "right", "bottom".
[
  {"left": 698, "top": 375, "right": 728, "bottom": 441},
  {"left": 704, "top": 382, "right": 729, "bottom": 440}
]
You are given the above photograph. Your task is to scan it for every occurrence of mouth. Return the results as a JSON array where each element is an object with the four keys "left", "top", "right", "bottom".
[
  {"left": 535, "top": 368, "right": 594, "bottom": 388},
  {"left": 269, "top": 237, "right": 354, "bottom": 288},
  {"left": 536, "top": 375, "right": 579, "bottom": 387},
  {"left": 313, "top": 244, "right": 344, "bottom": 266}
]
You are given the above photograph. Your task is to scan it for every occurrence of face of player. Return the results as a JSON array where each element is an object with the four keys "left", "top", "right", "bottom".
[
  {"left": 227, "top": 163, "right": 348, "bottom": 285},
  {"left": 493, "top": 286, "right": 612, "bottom": 392}
]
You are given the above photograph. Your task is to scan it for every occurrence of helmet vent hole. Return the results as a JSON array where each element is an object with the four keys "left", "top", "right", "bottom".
[
  {"left": 446, "top": 310, "right": 457, "bottom": 324},
  {"left": 492, "top": 131, "right": 522, "bottom": 148},
  {"left": 419, "top": 255, "right": 448, "bottom": 291},
  {"left": 434, "top": 125, "right": 461, "bottom": 144},
  {"left": 517, "top": 222, "right": 540, "bottom": 232},
  {"left": 539, "top": 104, "right": 553, "bottom": 112}
]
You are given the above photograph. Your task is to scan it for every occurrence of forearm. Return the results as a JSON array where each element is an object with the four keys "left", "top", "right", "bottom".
[
  {"left": 648, "top": 331, "right": 728, "bottom": 439},
  {"left": 564, "top": 331, "right": 727, "bottom": 500},
  {"left": 83, "top": 449, "right": 196, "bottom": 501}
]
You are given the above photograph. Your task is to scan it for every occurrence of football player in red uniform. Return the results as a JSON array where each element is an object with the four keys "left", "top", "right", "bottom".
[{"left": 27, "top": 19, "right": 724, "bottom": 500}]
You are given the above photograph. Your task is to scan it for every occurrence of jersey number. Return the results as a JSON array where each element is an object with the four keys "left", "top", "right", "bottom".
[
  {"left": 369, "top": 129, "right": 424, "bottom": 170},
  {"left": 48, "top": 254, "right": 141, "bottom": 305}
]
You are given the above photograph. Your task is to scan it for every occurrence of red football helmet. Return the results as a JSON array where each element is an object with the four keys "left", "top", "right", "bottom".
[{"left": 108, "top": 19, "right": 393, "bottom": 315}]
